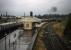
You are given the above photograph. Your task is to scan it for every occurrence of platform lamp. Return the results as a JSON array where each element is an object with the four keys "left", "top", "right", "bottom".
[
  {"left": 3, "top": 24, "right": 7, "bottom": 50},
  {"left": 5, "top": 33, "right": 7, "bottom": 50},
  {"left": 9, "top": 22, "right": 10, "bottom": 50}
]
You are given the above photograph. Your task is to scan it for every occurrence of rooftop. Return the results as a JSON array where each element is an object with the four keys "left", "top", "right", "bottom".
[{"left": 20, "top": 16, "right": 42, "bottom": 22}]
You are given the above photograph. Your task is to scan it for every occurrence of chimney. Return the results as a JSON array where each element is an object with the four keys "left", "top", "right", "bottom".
[{"left": 30, "top": 11, "right": 33, "bottom": 16}]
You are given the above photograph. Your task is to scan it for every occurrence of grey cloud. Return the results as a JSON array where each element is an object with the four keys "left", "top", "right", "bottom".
[{"left": 0, "top": 0, "right": 71, "bottom": 16}]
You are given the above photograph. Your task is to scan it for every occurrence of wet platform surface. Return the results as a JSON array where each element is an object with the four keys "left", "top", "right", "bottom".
[{"left": 0, "top": 29, "right": 37, "bottom": 50}]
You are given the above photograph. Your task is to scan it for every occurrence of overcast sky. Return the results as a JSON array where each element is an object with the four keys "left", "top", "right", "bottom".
[{"left": 0, "top": 0, "right": 71, "bottom": 16}]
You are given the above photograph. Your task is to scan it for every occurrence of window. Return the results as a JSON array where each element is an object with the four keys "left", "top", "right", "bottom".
[{"left": 26, "top": 24, "right": 29, "bottom": 28}]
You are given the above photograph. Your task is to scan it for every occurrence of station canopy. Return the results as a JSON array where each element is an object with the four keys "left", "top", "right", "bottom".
[{"left": 21, "top": 16, "right": 42, "bottom": 22}]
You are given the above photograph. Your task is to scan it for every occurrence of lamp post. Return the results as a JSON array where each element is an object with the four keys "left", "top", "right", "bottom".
[
  {"left": 9, "top": 33, "right": 10, "bottom": 50},
  {"left": 9, "top": 22, "right": 10, "bottom": 50},
  {"left": 5, "top": 34, "right": 7, "bottom": 50}
]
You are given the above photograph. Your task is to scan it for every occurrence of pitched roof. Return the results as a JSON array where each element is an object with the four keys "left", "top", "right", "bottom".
[{"left": 21, "top": 16, "right": 42, "bottom": 22}]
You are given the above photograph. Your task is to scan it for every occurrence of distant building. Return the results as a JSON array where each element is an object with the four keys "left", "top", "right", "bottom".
[
  {"left": 17, "top": 12, "right": 42, "bottom": 38},
  {"left": 21, "top": 16, "right": 42, "bottom": 30},
  {"left": 30, "top": 11, "right": 33, "bottom": 16}
]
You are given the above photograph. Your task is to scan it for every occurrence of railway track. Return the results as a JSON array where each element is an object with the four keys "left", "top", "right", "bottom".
[{"left": 43, "top": 32, "right": 69, "bottom": 50}]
